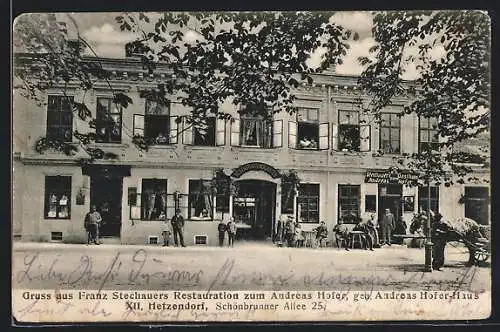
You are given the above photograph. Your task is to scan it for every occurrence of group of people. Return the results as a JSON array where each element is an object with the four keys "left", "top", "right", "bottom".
[
  {"left": 274, "top": 216, "right": 329, "bottom": 248},
  {"left": 298, "top": 137, "right": 318, "bottom": 149},
  {"left": 217, "top": 217, "right": 238, "bottom": 247}
]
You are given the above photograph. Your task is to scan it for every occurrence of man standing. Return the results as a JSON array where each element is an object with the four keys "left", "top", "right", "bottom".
[
  {"left": 380, "top": 208, "right": 395, "bottom": 246},
  {"left": 432, "top": 212, "right": 449, "bottom": 271},
  {"left": 218, "top": 219, "right": 227, "bottom": 247},
  {"left": 171, "top": 209, "right": 186, "bottom": 247},
  {"left": 368, "top": 214, "right": 380, "bottom": 247},
  {"left": 226, "top": 217, "right": 237, "bottom": 247},
  {"left": 84, "top": 205, "right": 102, "bottom": 245}
]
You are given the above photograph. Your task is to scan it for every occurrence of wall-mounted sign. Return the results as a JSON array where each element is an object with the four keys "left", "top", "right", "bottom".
[
  {"left": 231, "top": 162, "right": 281, "bottom": 179},
  {"left": 365, "top": 169, "right": 419, "bottom": 185}
]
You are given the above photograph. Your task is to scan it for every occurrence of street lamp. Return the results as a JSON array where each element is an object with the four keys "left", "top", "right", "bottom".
[{"left": 424, "top": 181, "right": 433, "bottom": 272}]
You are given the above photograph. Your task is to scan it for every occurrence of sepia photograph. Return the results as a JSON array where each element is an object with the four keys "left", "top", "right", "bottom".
[{"left": 11, "top": 10, "right": 491, "bottom": 323}]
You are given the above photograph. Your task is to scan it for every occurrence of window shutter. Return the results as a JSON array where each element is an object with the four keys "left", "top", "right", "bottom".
[
  {"left": 360, "top": 125, "right": 371, "bottom": 152},
  {"left": 319, "top": 122, "right": 330, "bottom": 150},
  {"left": 288, "top": 121, "right": 297, "bottom": 149},
  {"left": 273, "top": 120, "right": 283, "bottom": 148},
  {"left": 216, "top": 118, "right": 226, "bottom": 146},
  {"left": 169, "top": 116, "right": 178, "bottom": 144},
  {"left": 133, "top": 114, "right": 144, "bottom": 136},
  {"left": 183, "top": 118, "right": 193, "bottom": 145},
  {"left": 331, "top": 123, "right": 338, "bottom": 151},
  {"left": 230, "top": 118, "right": 240, "bottom": 146}
]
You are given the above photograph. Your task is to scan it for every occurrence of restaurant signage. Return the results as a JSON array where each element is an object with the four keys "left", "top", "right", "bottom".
[
  {"left": 365, "top": 169, "right": 419, "bottom": 185},
  {"left": 231, "top": 162, "right": 281, "bottom": 179}
]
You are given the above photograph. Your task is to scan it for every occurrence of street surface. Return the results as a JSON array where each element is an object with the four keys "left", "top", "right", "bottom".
[{"left": 12, "top": 241, "right": 490, "bottom": 292}]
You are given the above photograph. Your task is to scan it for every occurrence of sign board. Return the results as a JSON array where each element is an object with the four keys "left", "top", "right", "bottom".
[
  {"left": 231, "top": 162, "right": 281, "bottom": 179},
  {"left": 365, "top": 169, "right": 419, "bottom": 185}
]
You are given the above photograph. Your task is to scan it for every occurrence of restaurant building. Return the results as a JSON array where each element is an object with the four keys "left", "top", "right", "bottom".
[{"left": 12, "top": 55, "right": 490, "bottom": 246}]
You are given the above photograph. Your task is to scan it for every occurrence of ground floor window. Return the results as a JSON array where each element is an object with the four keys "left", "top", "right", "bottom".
[
  {"left": 464, "top": 186, "right": 489, "bottom": 225},
  {"left": 141, "top": 179, "right": 167, "bottom": 220},
  {"left": 297, "top": 184, "right": 319, "bottom": 223},
  {"left": 418, "top": 186, "right": 439, "bottom": 214},
  {"left": 216, "top": 195, "right": 229, "bottom": 213},
  {"left": 45, "top": 176, "right": 71, "bottom": 219},
  {"left": 189, "top": 180, "right": 213, "bottom": 220},
  {"left": 338, "top": 185, "right": 360, "bottom": 223}
]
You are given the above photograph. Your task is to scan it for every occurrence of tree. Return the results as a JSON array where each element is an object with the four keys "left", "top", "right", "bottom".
[
  {"left": 358, "top": 10, "right": 490, "bottom": 271},
  {"left": 13, "top": 12, "right": 358, "bottom": 157}
]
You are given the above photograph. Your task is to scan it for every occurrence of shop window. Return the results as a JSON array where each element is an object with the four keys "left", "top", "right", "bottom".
[
  {"left": 336, "top": 111, "right": 370, "bottom": 152},
  {"left": 365, "top": 195, "right": 377, "bottom": 212},
  {"left": 339, "top": 185, "right": 360, "bottom": 223},
  {"left": 464, "top": 187, "right": 489, "bottom": 225},
  {"left": 380, "top": 113, "right": 400, "bottom": 154},
  {"left": 44, "top": 176, "right": 71, "bottom": 219},
  {"left": 141, "top": 179, "right": 167, "bottom": 220},
  {"left": 189, "top": 180, "right": 213, "bottom": 220},
  {"left": 297, "top": 184, "right": 319, "bottom": 223},
  {"left": 46, "top": 95, "right": 73, "bottom": 142},
  {"left": 419, "top": 117, "right": 439, "bottom": 152},
  {"left": 230, "top": 105, "right": 282, "bottom": 148},
  {"left": 96, "top": 97, "right": 122, "bottom": 143},
  {"left": 418, "top": 186, "right": 439, "bottom": 214}
]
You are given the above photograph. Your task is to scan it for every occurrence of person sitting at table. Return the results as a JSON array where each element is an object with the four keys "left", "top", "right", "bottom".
[
  {"left": 353, "top": 218, "right": 375, "bottom": 251},
  {"left": 313, "top": 221, "right": 328, "bottom": 248}
]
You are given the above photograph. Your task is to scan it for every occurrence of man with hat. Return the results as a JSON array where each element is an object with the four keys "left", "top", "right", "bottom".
[
  {"left": 431, "top": 212, "right": 449, "bottom": 271},
  {"left": 171, "top": 208, "right": 186, "bottom": 247}
]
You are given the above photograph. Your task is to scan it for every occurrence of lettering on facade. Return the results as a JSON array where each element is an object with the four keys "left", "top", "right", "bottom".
[
  {"left": 365, "top": 169, "right": 419, "bottom": 185},
  {"left": 231, "top": 162, "right": 281, "bottom": 179}
]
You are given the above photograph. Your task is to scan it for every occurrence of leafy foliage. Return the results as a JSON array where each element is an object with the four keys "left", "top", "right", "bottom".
[{"left": 359, "top": 11, "right": 490, "bottom": 186}]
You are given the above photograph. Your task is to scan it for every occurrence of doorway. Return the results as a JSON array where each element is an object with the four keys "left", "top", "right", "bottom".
[
  {"left": 378, "top": 184, "right": 402, "bottom": 222},
  {"left": 233, "top": 180, "right": 276, "bottom": 241},
  {"left": 90, "top": 175, "right": 123, "bottom": 238}
]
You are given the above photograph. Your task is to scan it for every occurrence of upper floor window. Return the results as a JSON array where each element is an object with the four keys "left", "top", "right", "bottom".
[
  {"left": 45, "top": 176, "right": 71, "bottom": 219},
  {"left": 289, "top": 108, "right": 329, "bottom": 150},
  {"left": 46, "top": 95, "right": 73, "bottom": 142},
  {"left": 133, "top": 101, "right": 178, "bottom": 145},
  {"left": 145, "top": 100, "right": 170, "bottom": 145},
  {"left": 418, "top": 186, "right": 439, "bottom": 214},
  {"left": 419, "top": 117, "right": 439, "bottom": 152},
  {"left": 380, "top": 113, "right": 401, "bottom": 154},
  {"left": 335, "top": 110, "right": 371, "bottom": 152},
  {"left": 297, "top": 183, "right": 319, "bottom": 223},
  {"left": 230, "top": 105, "right": 283, "bottom": 148},
  {"left": 96, "top": 97, "right": 122, "bottom": 143},
  {"left": 183, "top": 116, "right": 226, "bottom": 146}
]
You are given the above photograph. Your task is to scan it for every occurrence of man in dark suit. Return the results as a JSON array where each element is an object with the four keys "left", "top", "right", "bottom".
[
  {"left": 171, "top": 209, "right": 186, "bottom": 247},
  {"left": 380, "top": 208, "right": 395, "bottom": 246}
]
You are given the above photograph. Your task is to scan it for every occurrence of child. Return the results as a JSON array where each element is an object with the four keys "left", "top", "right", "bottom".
[{"left": 161, "top": 222, "right": 172, "bottom": 247}]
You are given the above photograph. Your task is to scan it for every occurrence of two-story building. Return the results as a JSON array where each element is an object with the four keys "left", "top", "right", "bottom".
[{"left": 12, "top": 54, "right": 490, "bottom": 246}]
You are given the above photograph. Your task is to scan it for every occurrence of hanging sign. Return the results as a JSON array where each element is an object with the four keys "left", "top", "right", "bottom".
[
  {"left": 231, "top": 162, "right": 281, "bottom": 179},
  {"left": 365, "top": 169, "right": 419, "bottom": 185}
]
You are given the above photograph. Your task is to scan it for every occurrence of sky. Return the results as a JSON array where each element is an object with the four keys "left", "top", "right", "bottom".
[{"left": 60, "top": 11, "right": 382, "bottom": 77}]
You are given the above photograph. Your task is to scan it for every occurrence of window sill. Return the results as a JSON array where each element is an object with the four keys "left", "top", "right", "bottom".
[
  {"left": 44, "top": 218, "right": 70, "bottom": 221},
  {"left": 188, "top": 219, "right": 214, "bottom": 222},
  {"left": 184, "top": 145, "right": 219, "bottom": 150},
  {"left": 89, "top": 143, "right": 127, "bottom": 149},
  {"left": 232, "top": 146, "right": 280, "bottom": 152},
  {"left": 149, "top": 145, "right": 177, "bottom": 150}
]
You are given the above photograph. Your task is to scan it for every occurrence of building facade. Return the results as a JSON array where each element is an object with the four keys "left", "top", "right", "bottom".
[{"left": 12, "top": 56, "right": 490, "bottom": 246}]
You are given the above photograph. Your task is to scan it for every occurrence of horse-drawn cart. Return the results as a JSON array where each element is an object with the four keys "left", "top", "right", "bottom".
[{"left": 461, "top": 224, "right": 491, "bottom": 265}]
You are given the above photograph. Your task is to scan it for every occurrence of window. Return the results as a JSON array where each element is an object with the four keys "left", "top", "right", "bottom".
[
  {"left": 46, "top": 95, "right": 73, "bottom": 142},
  {"left": 96, "top": 97, "right": 122, "bottom": 143},
  {"left": 337, "top": 111, "right": 371, "bottom": 152},
  {"left": 141, "top": 179, "right": 167, "bottom": 220},
  {"left": 418, "top": 186, "right": 439, "bottom": 214},
  {"left": 464, "top": 187, "right": 489, "bottom": 225},
  {"left": 419, "top": 117, "right": 439, "bottom": 152},
  {"left": 297, "top": 184, "right": 319, "bottom": 223},
  {"left": 45, "top": 176, "right": 71, "bottom": 219},
  {"left": 240, "top": 115, "right": 273, "bottom": 147},
  {"left": 145, "top": 100, "right": 170, "bottom": 145},
  {"left": 380, "top": 113, "right": 400, "bottom": 154},
  {"left": 339, "top": 185, "right": 360, "bottom": 223},
  {"left": 365, "top": 195, "right": 377, "bottom": 212},
  {"left": 189, "top": 180, "right": 213, "bottom": 220},
  {"left": 297, "top": 108, "right": 319, "bottom": 149},
  {"left": 194, "top": 117, "right": 216, "bottom": 146}
]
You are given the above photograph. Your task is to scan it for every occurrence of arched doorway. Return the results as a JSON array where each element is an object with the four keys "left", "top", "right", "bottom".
[{"left": 233, "top": 179, "right": 277, "bottom": 241}]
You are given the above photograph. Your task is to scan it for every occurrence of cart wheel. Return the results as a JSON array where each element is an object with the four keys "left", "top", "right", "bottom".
[{"left": 473, "top": 250, "right": 490, "bottom": 264}]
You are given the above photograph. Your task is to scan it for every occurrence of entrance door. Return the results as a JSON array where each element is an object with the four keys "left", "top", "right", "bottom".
[
  {"left": 378, "top": 184, "right": 402, "bottom": 222},
  {"left": 233, "top": 180, "right": 276, "bottom": 241},
  {"left": 90, "top": 175, "right": 123, "bottom": 237}
]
